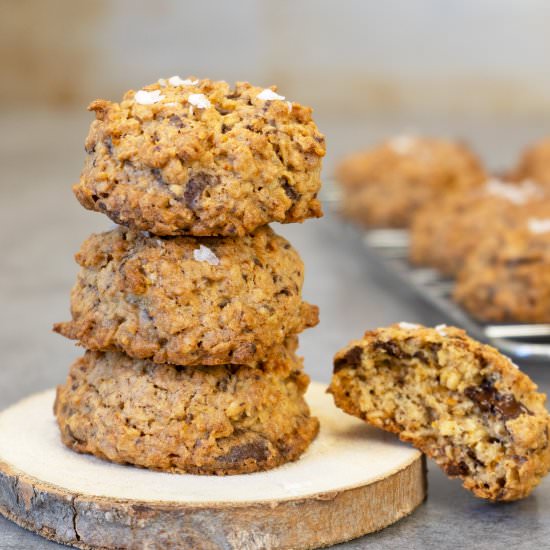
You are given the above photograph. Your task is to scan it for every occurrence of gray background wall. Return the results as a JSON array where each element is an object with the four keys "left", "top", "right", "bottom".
[{"left": 2, "top": 0, "right": 550, "bottom": 171}]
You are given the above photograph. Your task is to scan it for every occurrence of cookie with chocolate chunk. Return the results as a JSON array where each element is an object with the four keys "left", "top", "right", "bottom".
[
  {"left": 410, "top": 179, "right": 544, "bottom": 276},
  {"left": 74, "top": 77, "right": 325, "bottom": 236},
  {"left": 55, "top": 348, "right": 319, "bottom": 475},
  {"left": 329, "top": 324, "right": 550, "bottom": 501},
  {"left": 453, "top": 205, "right": 550, "bottom": 322},
  {"left": 336, "top": 136, "right": 485, "bottom": 228},
  {"left": 54, "top": 225, "right": 318, "bottom": 367}
]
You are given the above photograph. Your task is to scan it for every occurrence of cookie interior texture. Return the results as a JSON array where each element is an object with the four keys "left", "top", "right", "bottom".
[
  {"left": 75, "top": 78, "right": 325, "bottom": 236},
  {"left": 53, "top": 225, "right": 319, "bottom": 367},
  {"left": 329, "top": 325, "right": 550, "bottom": 501},
  {"left": 55, "top": 349, "right": 319, "bottom": 475}
]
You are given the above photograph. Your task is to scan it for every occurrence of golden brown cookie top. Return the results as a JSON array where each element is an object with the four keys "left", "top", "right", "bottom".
[
  {"left": 76, "top": 77, "right": 326, "bottom": 236},
  {"left": 336, "top": 135, "right": 485, "bottom": 191}
]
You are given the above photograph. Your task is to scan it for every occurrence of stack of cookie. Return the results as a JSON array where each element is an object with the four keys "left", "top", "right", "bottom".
[{"left": 54, "top": 77, "right": 326, "bottom": 474}]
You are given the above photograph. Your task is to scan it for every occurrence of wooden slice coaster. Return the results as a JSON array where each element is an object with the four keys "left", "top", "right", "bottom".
[{"left": 0, "top": 382, "right": 426, "bottom": 549}]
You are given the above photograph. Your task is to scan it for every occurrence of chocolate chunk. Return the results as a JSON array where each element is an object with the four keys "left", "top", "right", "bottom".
[
  {"left": 444, "top": 461, "right": 470, "bottom": 477},
  {"left": 334, "top": 346, "right": 363, "bottom": 373},
  {"left": 281, "top": 178, "right": 299, "bottom": 201},
  {"left": 373, "top": 341, "right": 407, "bottom": 359},
  {"left": 184, "top": 173, "right": 219, "bottom": 210},
  {"left": 169, "top": 115, "right": 184, "bottom": 128},
  {"left": 465, "top": 379, "right": 529, "bottom": 420},
  {"left": 219, "top": 440, "right": 269, "bottom": 464}
]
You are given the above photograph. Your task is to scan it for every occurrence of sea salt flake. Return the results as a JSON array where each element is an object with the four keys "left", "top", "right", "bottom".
[
  {"left": 528, "top": 218, "right": 550, "bottom": 234},
  {"left": 287, "top": 101, "right": 293, "bottom": 113},
  {"left": 399, "top": 322, "right": 420, "bottom": 330},
  {"left": 389, "top": 135, "right": 417, "bottom": 155},
  {"left": 188, "top": 93, "right": 211, "bottom": 109},
  {"left": 485, "top": 178, "right": 540, "bottom": 205},
  {"left": 257, "top": 89, "right": 285, "bottom": 101},
  {"left": 193, "top": 245, "right": 220, "bottom": 265},
  {"left": 169, "top": 76, "right": 198, "bottom": 86},
  {"left": 435, "top": 324, "right": 448, "bottom": 336},
  {"left": 503, "top": 354, "right": 520, "bottom": 369},
  {"left": 157, "top": 78, "right": 167, "bottom": 87},
  {"left": 135, "top": 89, "right": 165, "bottom": 105}
]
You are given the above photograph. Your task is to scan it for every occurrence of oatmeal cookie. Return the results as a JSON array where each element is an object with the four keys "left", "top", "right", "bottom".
[
  {"left": 328, "top": 323, "right": 550, "bottom": 501},
  {"left": 453, "top": 206, "right": 550, "bottom": 322},
  {"left": 74, "top": 77, "right": 325, "bottom": 236},
  {"left": 410, "top": 179, "right": 544, "bottom": 276},
  {"left": 55, "top": 348, "right": 319, "bottom": 475},
  {"left": 54, "top": 225, "right": 318, "bottom": 366},
  {"left": 513, "top": 138, "right": 550, "bottom": 186},
  {"left": 336, "top": 136, "right": 486, "bottom": 228}
]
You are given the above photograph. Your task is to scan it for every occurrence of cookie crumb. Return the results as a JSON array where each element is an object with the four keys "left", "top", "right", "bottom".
[
  {"left": 135, "top": 90, "right": 165, "bottom": 105},
  {"left": 528, "top": 217, "right": 550, "bottom": 234},
  {"left": 257, "top": 89, "right": 285, "bottom": 101},
  {"left": 188, "top": 93, "right": 211, "bottom": 109},
  {"left": 398, "top": 322, "right": 420, "bottom": 330},
  {"left": 193, "top": 244, "right": 220, "bottom": 265}
]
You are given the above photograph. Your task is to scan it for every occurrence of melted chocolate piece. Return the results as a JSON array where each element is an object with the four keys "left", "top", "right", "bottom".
[
  {"left": 184, "top": 173, "right": 219, "bottom": 210},
  {"left": 169, "top": 114, "right": 184, "bottom": 128},
  {"left": 334, "top": 346, "right": 363, "bottom": 372},
  {"left": 443, "top": 461, "right": 470, "bottom": 477},
  {"left": 219, "top": 440, "right": 269, "bottom": 464},
  {"left": 465, "top": 379, "right": 529, "bottom": 420},
  {"left": 282, "top": 179, "right": 299, "bottom": 201},
  {"left": 373, "top": 341, "right": 407, "bottom": 359}
]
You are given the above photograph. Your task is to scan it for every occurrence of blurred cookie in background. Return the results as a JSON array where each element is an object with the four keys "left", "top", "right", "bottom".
[
  {"left": 512, "top": 138, "right": 550, "bottom": 187},
  {"left": 454, "top": 203, "right": 550, "bottom": 323},
  {"left": 336, "top": 135, "right": 486, "bottom": 228},
  {"left": 410, "top": 178, "right": 544, "bottom": 277}
]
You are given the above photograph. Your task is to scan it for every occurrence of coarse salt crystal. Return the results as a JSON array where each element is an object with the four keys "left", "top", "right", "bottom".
[
  {"left": 503, "top": 354, "right": 520, "bottom": 369},
  {"left": 398, "top": 322, "right": 420, "bottom": 330},
  {"left": 169, "top": 76, "right": 198, "bottom": 86},
  {"left": 485, "top": 178, "right": 540, "bottom": 205},
  {"left": 287, "top": 101, "right": 293, "bottom": 113},
  {"left": 158, "top": 78, "right": 167, "bottom": 87},
  {"left": 389, "top": 135, "right": 417, "bottom": 155},
  {"left": 193, "top": 245, "right": 220, "bottom": 265},
  {"left": 528, "top": 218, "right": 550, "bottom": 234},
  {"left": 188, "top": 93, "right": 211, "bottom": 109},
  {"left": 435, "top": 324, "right": 448, "bottom": 336},
  {"left": 257, "top": 89, "right": 285, "bottom": 101},
  {"left": 135, "top": 89, "right": 165, "bottom": 105}
]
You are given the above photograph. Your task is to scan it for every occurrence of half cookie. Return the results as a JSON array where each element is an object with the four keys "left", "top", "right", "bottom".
[
  {"left": 328, "top": 323, "right": 550, "bottom": 501},
  {"left": 55, "top": 348, "right": 319, "bottom": 475}
]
